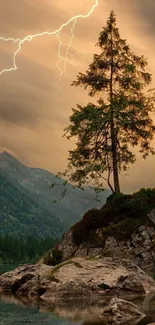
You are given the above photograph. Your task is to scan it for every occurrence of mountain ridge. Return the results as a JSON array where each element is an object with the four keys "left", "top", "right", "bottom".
[{"left": 0, "top": 151, "right": 110, "bottom": 229}]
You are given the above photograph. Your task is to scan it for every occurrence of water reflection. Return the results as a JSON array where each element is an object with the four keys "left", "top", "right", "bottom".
[
  {"left": 0, "top": 294, "right": 107, "bottom": 322},
  {"left": 0, "top": 294, "right": 76, "bottom": 325},
  {"left": 0, "top": 294, "right": 155, "bottom": 325}
]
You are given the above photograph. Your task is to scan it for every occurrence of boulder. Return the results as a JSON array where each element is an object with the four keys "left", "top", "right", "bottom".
[
  {"left": 0, "top": 257, "right": 155, "bottom": 303},
  {"left": 0, "top": 263, "right": 52, "bottom": 295},
  {"left": 102, "top": 298, "right": 145, "bottom": 324}
]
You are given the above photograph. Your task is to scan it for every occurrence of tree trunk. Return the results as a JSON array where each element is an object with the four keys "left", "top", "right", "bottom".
[
  {"left": 110, "top": 28, "right": 121, "bottom": 194},
  {"left": 111, "top": 129, "right": 120, "bottom": 193}
]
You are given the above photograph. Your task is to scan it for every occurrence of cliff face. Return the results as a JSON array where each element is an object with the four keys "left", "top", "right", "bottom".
[
  {"left": 43, "top": 190, "right": 155, "bottom": 274},
  {"left": 56, "top": 220, "right": 155, "bottom": 273}
]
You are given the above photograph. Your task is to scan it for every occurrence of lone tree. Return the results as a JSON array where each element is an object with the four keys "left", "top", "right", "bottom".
[{"left": 62, "top": 11, "right": 155, "bottom": 193}]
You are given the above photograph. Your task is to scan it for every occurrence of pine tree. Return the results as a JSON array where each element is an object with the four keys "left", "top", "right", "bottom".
[{"left": 63, "top": 10, "right": 155, "bottom": 193}]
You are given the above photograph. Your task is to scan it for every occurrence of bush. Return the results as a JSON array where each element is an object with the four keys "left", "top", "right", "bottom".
[
  {"left": 43, "top": 251, "right": 54, "bottom": 265},
  {"left": 71, "top": 188, "right": 155, "bottom": 246},
  {"left": 43, "top": 247, "right": 62, "bottom": 266},
  {"left": 52, "top": 247, "right": 62, "bottom": 265}
]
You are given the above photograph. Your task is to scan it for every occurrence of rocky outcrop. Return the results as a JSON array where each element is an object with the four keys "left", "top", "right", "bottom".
[
  {"left": 0, "top": 263, "right": 51, "bottom": 295},
  {"left": 0, "top": 257, "right": 155, "bottom": 303},
  {"left": 102, "top": 298, "right": 145, "bottom": 324},
  {"left": 49, "top": 218, "right": 155, "bottom": 273},
  {"left": 1, "top": 190, "right": 155, "bottom": 321}
]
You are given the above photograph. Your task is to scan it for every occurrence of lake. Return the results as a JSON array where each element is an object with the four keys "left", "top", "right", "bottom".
[
  {"left": 1, "top": 294, "right": 155, "bottom": 325},
  {"left": 0, "top": 295, "right": 77, "bottom": 325}
]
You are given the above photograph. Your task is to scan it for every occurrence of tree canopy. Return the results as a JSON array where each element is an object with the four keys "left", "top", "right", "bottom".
[{"left": 63, "top": 10, "right": 155, "bottom": 193}]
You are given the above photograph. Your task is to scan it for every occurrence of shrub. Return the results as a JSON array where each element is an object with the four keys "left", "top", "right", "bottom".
[
  {"left": 52, "top": 247, "right": 62, "bottom": 265},
  {"left": 43, "top": 251, "right": 54, "bottom": 265},
  {"left": 43, "top": 247, "right": 62, "bottom": 266},
  {"left": 71, "top": 188, "right": 155, "bottom": 246}
]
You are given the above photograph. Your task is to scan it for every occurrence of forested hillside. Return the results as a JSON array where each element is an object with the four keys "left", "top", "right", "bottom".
[
  {"left": 0, "top": 151, "right": 110, "bottom": 228},
  {"left": 0, "top": 169, "right": 63, "bottom": 238},
  {"left": 0, "top": 235, "right": 58, "bottom": 264}
]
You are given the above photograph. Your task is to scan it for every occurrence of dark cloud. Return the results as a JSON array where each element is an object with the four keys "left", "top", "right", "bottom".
[
  {"left": 0, "top": 0, "right": 64, "bottom": 37},
  {"left": 0, "top": 0, "right": 154, "bottom": 192},
  {"left": 0, "top": 101, "right": 38, "bottom": 126},
  {"left": 0, "top": 51, "right": 55, "bottom": 127},
  {"left": 132, "top": 0, "right": 155, "bottom": 35}
]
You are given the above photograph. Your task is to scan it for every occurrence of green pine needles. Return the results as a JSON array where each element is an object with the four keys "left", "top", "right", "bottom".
[{"left": 62, "top": 11, "right": 155, "bottom": 193}]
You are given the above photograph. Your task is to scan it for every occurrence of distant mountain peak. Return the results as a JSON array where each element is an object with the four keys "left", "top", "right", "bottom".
[
  {"left": 0, "top": 150, "right": 16, "bottom": 159},
  {"left": 0, "top": 151, "right": 24, "bottom": 166}
]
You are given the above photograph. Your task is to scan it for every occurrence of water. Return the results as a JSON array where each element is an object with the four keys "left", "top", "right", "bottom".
[
  {"left": 1, "top": 294, "right": 155, "bottom": 325},
  {"left": 0, "top": 295, "right": 77, "bottom": 325}
]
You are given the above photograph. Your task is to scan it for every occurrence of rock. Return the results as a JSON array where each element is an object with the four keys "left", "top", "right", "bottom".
[
  {"left": 102, "top": 298, "right": 145, "bottom": 324},
  {"left": 131, "top": 233, "right": 141, "bottom": 244},
  {"left": 41, "top": 279, "right": 96, "bottom": 303},
  {"left": 58, "top": 230, "right": 77, "bottom": 261},
  {"left": 148, "top": 209, "right": 155, "bottom": 224},
  {"left": 53, "top": 216, "right": 155, "bottom": 274},
  {"left": 0, "top": 263, "right": 52, "bottom": 295},
  {"left": 105, "top": 237, "right": 118, "bottom": 248},
  {"left": 74, "top": 247, "right": 88, "bottom": 257},
  {"left": 146, "top": 227, "right": 155, "bottom": 238},
  {"left": 141, "top": 230, "right": 150, "bottom": 241},
  {"left": 86, "top": 248, "right": 103, "bottom": 258},
  {"left": 139, "top": 225, "right": 146, "bottom": 232},
  {"left": 142, "top": 290, "right": 155, "bottom": 313},
  {"left": 141, "top": 251, "right": 152, "bottom": 262},
  {"left": 116, "top": 273, "right": 145, "bottom": 294},
  {"left": 0, "top": 257, "right": 155, "bottom": 303},
  {"left": 151, "top": 252, "right": 155, "bottom": 260}
]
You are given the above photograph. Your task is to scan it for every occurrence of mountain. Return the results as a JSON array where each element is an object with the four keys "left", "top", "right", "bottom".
[
  {"left": 0, "top": 170, "right": 63, "bottom": 238},
  {"left": 0, "top": 151, "right": 110, "bottom": 233}
]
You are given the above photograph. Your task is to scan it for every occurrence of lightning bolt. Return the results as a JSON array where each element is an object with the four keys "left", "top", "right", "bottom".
[
  {"left": 53, "top": 19, "right": 77, "bottom": 90},
  {"left": 0, "top": 0, "right": 99, "bottom": 87}
]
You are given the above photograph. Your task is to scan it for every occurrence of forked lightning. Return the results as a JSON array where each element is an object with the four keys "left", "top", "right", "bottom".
[{"left": 0, "top": 1, "right": 99, "bottom": 88}]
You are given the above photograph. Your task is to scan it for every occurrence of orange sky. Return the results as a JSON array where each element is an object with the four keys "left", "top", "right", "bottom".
[{"left": 0, "top": 0, "right": 155, "bottom": 192}]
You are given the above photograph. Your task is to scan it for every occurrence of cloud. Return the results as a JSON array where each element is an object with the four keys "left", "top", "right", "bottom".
[{"left": 0, "top": 0, "right": 154, "bottom": 192}]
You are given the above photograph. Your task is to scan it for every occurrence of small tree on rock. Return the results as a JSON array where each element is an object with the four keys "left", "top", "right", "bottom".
[{"left": 62, "top": 10, "right": 155, "bottom": 194}]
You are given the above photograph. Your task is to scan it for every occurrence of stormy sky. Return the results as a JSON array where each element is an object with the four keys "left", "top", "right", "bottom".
[{"left": 0, "top": 0, "right": 155, "bottom": 192}]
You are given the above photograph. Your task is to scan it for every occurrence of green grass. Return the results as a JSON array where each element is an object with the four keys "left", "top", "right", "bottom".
[{"left": 50, "top": 259, "right": 73, "bottom": 275}]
